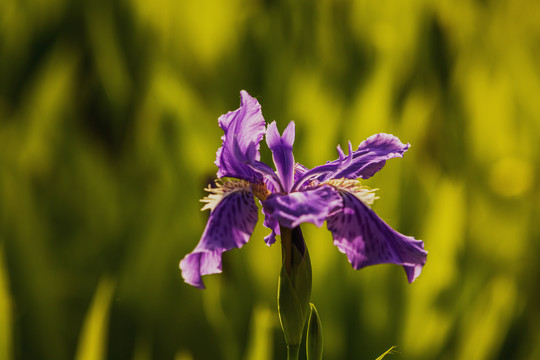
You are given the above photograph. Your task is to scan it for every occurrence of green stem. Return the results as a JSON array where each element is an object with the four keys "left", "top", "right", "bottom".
[
  {"left": 280, "top": 227, "right": 293, "bottom": 276},
  {"left": 287, "top": 344, "right": 300, "bottom": 360}
]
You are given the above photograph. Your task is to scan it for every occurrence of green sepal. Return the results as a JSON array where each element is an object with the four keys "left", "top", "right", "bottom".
[
  {"left": 306, "top": 303, "right": 323, "bottom": 360},
  {"left": 277, "top": 242, "right": 312, "bottom": 346}
]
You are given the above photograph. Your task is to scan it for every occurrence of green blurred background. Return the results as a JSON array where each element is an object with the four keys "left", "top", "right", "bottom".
[{"left": 1, "top": 0, "right": 539, "bottom": 359}]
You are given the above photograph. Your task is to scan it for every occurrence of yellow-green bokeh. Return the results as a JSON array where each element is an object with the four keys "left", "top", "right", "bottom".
[{"left": 1, "top": 0, "right": 539, "bottom": 359}]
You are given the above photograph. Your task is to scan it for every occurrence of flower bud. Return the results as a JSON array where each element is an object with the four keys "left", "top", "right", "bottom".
[{"left": 277, "top": 227, "right": 312, "bottom": 347}]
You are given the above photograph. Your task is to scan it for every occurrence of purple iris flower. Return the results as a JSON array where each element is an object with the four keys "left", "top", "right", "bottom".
[{"left": 180, "top": 90, "right": 427, "bottom": 289}]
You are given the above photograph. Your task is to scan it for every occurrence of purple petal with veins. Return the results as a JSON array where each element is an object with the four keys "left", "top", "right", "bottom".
[
  {"left": 327, "top": 189, "right": 427, "bottom": 283},
  {"left": 294, "top": 163, "right": 308, "bottom": 183},
  {"left": 215, "top": 90, "right": 266, "bottom": 182},
  {"left": 261, "top": 205, "right": 280, "bottom": 245},
  {"left": 266, "top": 121, "right": 296, "bottom": 193},
  {"left": 329, "top": 133, "right": 410, "bottom": 180},
  {"left": 262, "top": 185, "right": 343, "bottom": 229},
  {"left": 180, "top": 186, "right": 258, "bottom": 288},
  {"left": 292, "top": 134, "right": 409, "bottom": 190}
]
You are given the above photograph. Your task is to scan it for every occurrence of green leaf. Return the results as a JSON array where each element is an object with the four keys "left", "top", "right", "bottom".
[
  {"left": 376, "top": 346, "right": 397, "bottom": 360},
  {"left": 306, "top": 303, "right": 323, "bottom": 360},
  {"left": 75, "top": 277, "right": 115, "bottom": 360},
  {"left": 0, "top": 245, "right": 13, "bottom": 360}
]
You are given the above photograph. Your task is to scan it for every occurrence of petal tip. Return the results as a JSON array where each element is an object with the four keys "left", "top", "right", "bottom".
[
  {"left": 405, "top": 262, "right": 425, "bottom": 283},
  {"left": 282, "top": 121, "right": 296, "bottom": 146},
  {"left": 179, "top": 254, "right": 206, "bottom": 289}
]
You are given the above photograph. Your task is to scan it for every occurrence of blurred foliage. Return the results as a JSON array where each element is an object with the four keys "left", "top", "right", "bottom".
[{"left": 1, "top": 0, "right": 539, "bottom": 359}]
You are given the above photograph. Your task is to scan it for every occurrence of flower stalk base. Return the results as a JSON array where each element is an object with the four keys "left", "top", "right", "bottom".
[{"left": 287, "top": 344, "right": 300, "bottom": 360}]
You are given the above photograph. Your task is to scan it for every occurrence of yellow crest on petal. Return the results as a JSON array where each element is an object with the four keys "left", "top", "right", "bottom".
[
  {"left": 200, "top": 179, "right": 252, "bottom": 212},
  {"left": 324, "top": 178, "right": 379, "bottom": 207}
]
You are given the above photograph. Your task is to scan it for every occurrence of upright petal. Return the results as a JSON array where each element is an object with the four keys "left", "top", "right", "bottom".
[
  {"left": 215, "top": 90, "right": 266, "bottom": 181},
  {"left": 262, "top": 185, "right": 342, "bottom": 229},
  {"left": 292, "top": 134, "right": 409, "bottom": 190},
  {"left": 291, "top": 162, "right": 314, "bottom": 190},
  {"left": 326, "top": 189, "right": 427, "bottom": 283},
  {"left": 336, "top": 133, "right": 409, "bottom": 180},
  {"left": 266, "top": 121, "right": 296, "bottom": 192},
  {"left": 294, "top": 163, "right": 309, "bottom": 183},
  {"left": 180, "top": 181, "right": 259, "bottom": 288}
]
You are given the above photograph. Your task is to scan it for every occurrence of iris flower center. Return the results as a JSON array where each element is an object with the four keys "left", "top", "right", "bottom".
[{"left": 251, "top": 182, "right": 271, "bottom": 201}]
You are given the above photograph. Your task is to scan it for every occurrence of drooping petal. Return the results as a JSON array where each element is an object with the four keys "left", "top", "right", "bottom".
[
  {"left": 326, "top": 189, "right": 427, "bottom": 283},
  {"left": 180, "top": 181, "right": 259, "bottom": 288},
  {"left": 291, "top": 134, "right": 409, "bottom": 190},
  {"left": 266, "top": 121, "right": 296, "bottom": 192},
  {"left": 262, "top": 185, "right": 342, "bottom": 229},
  {"left": 215, "top": 90, "right": 266, "bottom": 181},
  {"left": 261, "top": 205, "right": 280, "bottom": 245}
]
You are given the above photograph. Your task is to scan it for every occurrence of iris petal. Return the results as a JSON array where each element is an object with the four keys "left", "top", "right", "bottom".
[
  {"left": 294, "top": 163, "right": 308, "bottom": 183},
  {"left": 261, "top": 205, "right": 280, "bottom": 245},
  {"left": 215, "top": 90, "right": 266, "bottom": 181},
  {"left": 326, "top": 189, "right": 427, "bottom": 283},
  {"left": 292, "top": 134, "right": 409, "bottom": 190},
  {"left": 180, "top": 183, "right": 259, "bottom": 288},
  {"left": 329, "top": 133, "right": 410, "bottom": 180},
  {"left": 266, "top": 121, "right": 296, "bottom": 192},
  {"left": 262, "top": 185, "right": 342, "bottom": 229}
]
